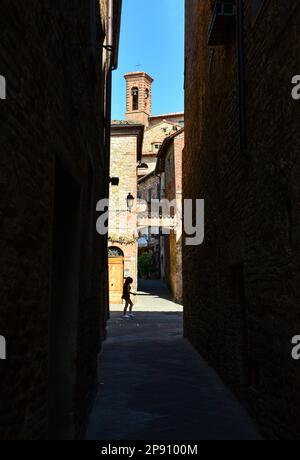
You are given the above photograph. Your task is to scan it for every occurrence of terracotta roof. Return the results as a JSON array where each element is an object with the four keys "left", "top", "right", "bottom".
[
  {"left": 145, "top": 119, "right": 183, "bottom": 132},
  {"left": 138, "top": 170, "right": 156, "bottom": 184},
  {"left": 112, "top": 120, "right": 143, "bottom": 126},
  {"left": 150, "top": 112, "right": 184, "bottom": 119},
  {"left": 124, "top": 71, "right": 154, "bottom": 82}
]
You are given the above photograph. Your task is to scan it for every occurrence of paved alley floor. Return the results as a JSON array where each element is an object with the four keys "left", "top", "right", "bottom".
[
  {"left": 110, "top": 279, "right": 183, "bottom": 312},
  {"left": 86, "top": 306, "right": 261, "bottom": 440}
]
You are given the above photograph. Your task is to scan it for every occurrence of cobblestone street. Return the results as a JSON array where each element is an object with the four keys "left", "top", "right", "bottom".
[{"left": 87, "top": 283, "right": 261, "bottom": 440}]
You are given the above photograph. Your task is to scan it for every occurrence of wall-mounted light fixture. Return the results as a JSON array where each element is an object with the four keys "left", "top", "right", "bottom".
[{"left": 109, "top": 177, "right": 119, "bottom": 186}]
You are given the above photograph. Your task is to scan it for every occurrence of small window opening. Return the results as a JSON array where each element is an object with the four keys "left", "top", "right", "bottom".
[{"left": 132, "top": 87, "right": 139, "bottom": 111}]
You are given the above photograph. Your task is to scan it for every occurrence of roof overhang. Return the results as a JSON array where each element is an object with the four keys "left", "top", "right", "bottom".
[
  {"left": 112, "top": 0, "right": 122, "bottom": 70},
  {"left": 155, "top": 128, "right": 184, "bottom": 174},
  {"left": 137, "top": 170, "right": 156, "bottom": 185},
  {"left": 124, "top": 72, "right": 154, "bottom": 84}
]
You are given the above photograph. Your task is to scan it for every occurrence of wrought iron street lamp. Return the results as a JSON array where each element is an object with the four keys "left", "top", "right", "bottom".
[{"left": 126, "top": 193, "right": 135, "bottom": 213}]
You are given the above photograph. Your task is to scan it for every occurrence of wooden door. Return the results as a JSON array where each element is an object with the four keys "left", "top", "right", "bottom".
[{"left": 109, "top": 257, "right": 124, "bottom": 304}]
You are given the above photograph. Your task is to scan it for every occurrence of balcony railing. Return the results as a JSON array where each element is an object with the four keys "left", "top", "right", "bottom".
[{"left": 137, "top": 215, "right": 177, "bottom": 230}]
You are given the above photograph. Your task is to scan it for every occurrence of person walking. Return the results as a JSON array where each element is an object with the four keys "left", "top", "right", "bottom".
[{"left": 122, "top": 277, "right": 136, "bottom": 319}]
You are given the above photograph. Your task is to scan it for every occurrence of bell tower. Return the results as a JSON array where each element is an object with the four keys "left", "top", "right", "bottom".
[{"left": 124, "top": 72, "right": 154, "bottom": 126}]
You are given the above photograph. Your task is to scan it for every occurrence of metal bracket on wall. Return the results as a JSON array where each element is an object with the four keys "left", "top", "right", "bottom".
[{"left": 102, "top": 45, "right": 114, "bottom": 53}]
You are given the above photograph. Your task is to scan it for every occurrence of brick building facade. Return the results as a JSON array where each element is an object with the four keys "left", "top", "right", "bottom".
[
  {"left": 108, "top": 121, "right": 144, "bottom": 303},
  {"left": 156, "top": 129, "right": 184, "bottom": 302},
  {"left": 136, "top": 128, "right": 184, "bottom": 298},
  {"left": 140, "top": 120, "right": 184, "bottom": 177},
  {"left": 0, "top": 0, "right": 121, "bottom": 439},
  {"left": 137, "top": 171, "right": 161, "bottom": 278},
  {"left": 110, "top": 71, "right": 184, "bottom": 297},
  {"left": 124, "top": 71, "right": 184, "bottom": 178},
  {"left": 183, "top": 0, "right": 300, "bottom": 439}
]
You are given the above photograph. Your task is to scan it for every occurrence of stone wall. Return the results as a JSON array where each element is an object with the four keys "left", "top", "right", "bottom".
[
  {"left": 143, "top": 121, "right": 181, "bottom": 155},
  {"left": 183, "top": 0, "right": 300, "bottom": 439},
  {"left": 109, "top": 134, "right": 139, "bottom": 296},
  {"left": 0, "top": 0, "right": 115, "bottom": 439},
  {"left": 140, "top": 121, "right": 182, "bottom": 177},
  {"left": 138, "top": 173, "right": 160, "bottom": 202},
  {"left": 164, "top": 132, "right": 184, "bottom": 302}
]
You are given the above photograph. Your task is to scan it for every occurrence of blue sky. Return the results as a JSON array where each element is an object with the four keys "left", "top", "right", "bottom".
[{"left": 112, "top": 0, "right": 184, "bottom": 120}]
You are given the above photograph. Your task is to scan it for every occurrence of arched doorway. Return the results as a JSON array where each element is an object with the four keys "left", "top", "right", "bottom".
[{"left": 108, "top": 247, "right": 124, "bottom": 304}]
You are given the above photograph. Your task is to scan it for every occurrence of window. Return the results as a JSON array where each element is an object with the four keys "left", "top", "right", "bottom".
[
  {"left": 208, "top": 1, "right": 236, "bottom": 46},
  {"left": 132, "top": 87, "right": 139, "bottom": 111},
  {"left": 252, "top": 0, "right": 265, "bottom": 23},
  {"left": 145, "top": 88, "right": 149, "bottom": 108},
  {"left": 108, "top": 247, "right": 124, "bottom": 258},
  {"left": 153, "top": 143, "right": 162, "bottom": 152},
  {"left": 157, "top": 183, "right": 161, "bottom": 200}
]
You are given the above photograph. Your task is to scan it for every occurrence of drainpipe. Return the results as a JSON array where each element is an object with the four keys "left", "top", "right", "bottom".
[{"left": 236, "top": 0, "right": 249, "bottom": 158}]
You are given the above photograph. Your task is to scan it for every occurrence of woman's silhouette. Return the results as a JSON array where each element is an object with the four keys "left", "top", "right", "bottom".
[{"left": 122, "top": 277, "right": 136, "bottom": 319}]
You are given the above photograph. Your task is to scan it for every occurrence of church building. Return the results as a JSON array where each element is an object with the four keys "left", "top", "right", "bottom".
[{"left": 124, "top": 72, "right": 184, "bottom": 178}]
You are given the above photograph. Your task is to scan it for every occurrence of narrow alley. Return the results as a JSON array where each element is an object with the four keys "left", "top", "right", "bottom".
[
  {"left": 1, "top": 0, "right": 299, "bottom": 442},
  {"left": 87, "top": 282, "right": 261, "bottom": 440}
]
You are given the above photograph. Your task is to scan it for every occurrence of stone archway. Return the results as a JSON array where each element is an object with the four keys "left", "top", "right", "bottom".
[{"left": 108, "top": 247, "right": 124, "bottom": 305}]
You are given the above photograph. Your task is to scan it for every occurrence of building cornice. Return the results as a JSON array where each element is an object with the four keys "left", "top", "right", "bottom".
[
  {"left": 111, "top": 122, "right": 144, "bottom": 161},
  {"left": 112, "top": 0, "right": 122, "bottom": 70}
]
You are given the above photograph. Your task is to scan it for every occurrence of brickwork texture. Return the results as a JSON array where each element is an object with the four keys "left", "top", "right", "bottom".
[
  {"left": 0, "top": 0, "right": 117, "bottom": 439},
  {"left": 109, "top": 133, "right": 139, "bottom": 296},
  {"left": 183, "top": 0, "right": 300, "bottom": 439}
]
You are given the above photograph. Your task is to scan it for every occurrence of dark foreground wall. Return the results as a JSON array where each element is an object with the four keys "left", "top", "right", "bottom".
[
  {"left": 0, "top": 1, "right": 114, "bottom": 439},
  {"left": 183, "top": 0, "right": 300, "bottom": 439}
]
